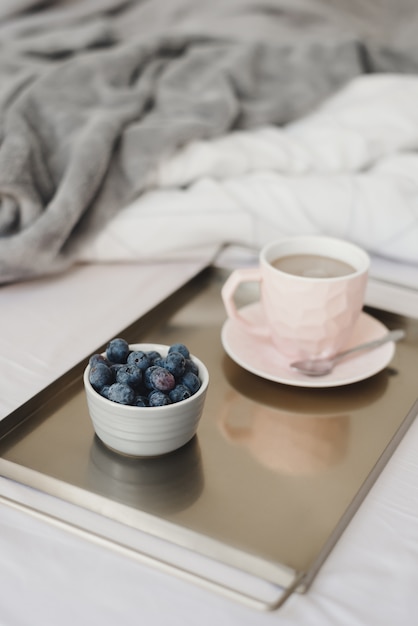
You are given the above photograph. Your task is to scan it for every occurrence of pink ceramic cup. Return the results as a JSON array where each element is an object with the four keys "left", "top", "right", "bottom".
[{"left": 221, "top": 236, "right": 370, "bottom": 361}]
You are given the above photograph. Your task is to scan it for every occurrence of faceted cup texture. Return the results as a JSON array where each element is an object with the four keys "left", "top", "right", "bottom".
[
  {"left": 263, "top": 268, "right": 368, "bottom": 359},
  {"left": 221, "top": 236, "right": 370, "bottom": 362},
  {"left": 84, "top": 343, "right": 209, "bottom": 457}
]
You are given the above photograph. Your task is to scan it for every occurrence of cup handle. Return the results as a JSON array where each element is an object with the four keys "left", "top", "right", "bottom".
[{"left": 221, "top": 267, "right": 269, "bottom": 336}]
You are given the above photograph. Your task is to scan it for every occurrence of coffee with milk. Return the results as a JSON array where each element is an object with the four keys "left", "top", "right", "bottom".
[
  {"left": 271, "top": 254, "right": 355, "bottom": 279},
  {"left": 221, "top": 236, "right": 370, "bottom": 360}
]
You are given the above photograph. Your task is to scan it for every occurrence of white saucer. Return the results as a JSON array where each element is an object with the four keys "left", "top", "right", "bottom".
[{"left": 221, "top": 302, "right": 396, "bottom": 388}]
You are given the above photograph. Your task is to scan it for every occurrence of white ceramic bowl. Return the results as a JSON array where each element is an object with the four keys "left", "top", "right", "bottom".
[{"left": 84, "top": 343, "right": 209, "bottom": 457}]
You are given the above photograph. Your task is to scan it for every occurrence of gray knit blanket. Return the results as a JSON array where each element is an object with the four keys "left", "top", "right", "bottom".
[{"left": 1, "top": 0, "right": 418, "bottom": 283}]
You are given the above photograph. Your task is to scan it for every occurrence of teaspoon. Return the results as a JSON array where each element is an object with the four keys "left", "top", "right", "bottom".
[{"left": 290, "top": 329, "right": 405, "bottom": 377}]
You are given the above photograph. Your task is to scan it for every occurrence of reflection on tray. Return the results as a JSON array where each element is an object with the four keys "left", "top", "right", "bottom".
[
  {"left": 220, "top": 393, "right": 350, "bottom": 476},
  {"left": 87, "top": 435, "right": 204, "bottom": 514},
  {"left": 221, "top": 355, "right": 389, "bottom": 476}
]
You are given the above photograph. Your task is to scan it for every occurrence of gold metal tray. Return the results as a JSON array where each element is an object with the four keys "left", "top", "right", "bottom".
[{"left": 0, "top": 267, "right": 417, "bottom": 611}]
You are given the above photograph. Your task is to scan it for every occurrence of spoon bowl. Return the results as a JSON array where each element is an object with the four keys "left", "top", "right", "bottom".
[{"left": 290, "top": 329, "right": 405, "bottom": 376}]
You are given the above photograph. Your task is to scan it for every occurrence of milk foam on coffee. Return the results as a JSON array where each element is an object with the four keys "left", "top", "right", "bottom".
[{"left": 271, "top": 254, "right": 355, "bottom": 279}]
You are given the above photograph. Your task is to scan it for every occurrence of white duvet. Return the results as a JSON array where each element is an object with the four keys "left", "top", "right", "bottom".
[{"left": 77, "top": 74, "right": 418, "bottom": 278}]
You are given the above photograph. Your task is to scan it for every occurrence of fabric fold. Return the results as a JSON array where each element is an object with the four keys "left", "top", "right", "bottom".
[{"left": 1, "top": 0, "right": 418, "bottom": 283}]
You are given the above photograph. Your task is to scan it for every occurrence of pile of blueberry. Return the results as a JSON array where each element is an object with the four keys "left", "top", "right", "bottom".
[{"left": 88, "top": 338, "right": 201, "bottom": 407}]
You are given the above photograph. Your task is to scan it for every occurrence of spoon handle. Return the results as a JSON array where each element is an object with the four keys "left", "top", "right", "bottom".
[{"left": 333, "top": 329, "right": 405, "bottom": 364}]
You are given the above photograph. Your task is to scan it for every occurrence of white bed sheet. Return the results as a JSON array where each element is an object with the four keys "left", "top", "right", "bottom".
[
  {"left": 0, "top": 257, "right": 417, "bottom": 625},
  {"left": 76, "top": 75, "right": 418, "bottom": 278},
  {"left": 0, "top": 258, "right": 214, "bottom": 421}
]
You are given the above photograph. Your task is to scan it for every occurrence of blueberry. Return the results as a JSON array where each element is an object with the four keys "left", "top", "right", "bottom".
[
  {"left": 116, "top": 364, "right": 142, "bottom": 390},
  {"left": 143, "top": 365, "right": 159, "bottom": 389},
  {"left": 164, "top": 351, "right": 186, "bottom": 379},
  {"left": 146, "top": 350, "right": 162, "bottom": 363},
  {"left": 168, "top": 343, "right": 190, "bottom": 359},
  {"left": 181, "top": 371, "right": 201, "bottom": 394},
  {"left": 106, "top": 338, "right": 130, "bottom": 364},
  {"left": 110, "top": 363, "right": 123, "bottom": 376},
  {"left": 184, "top": 358, "right": 199, "bottom": 376},
  {"left": 127, "top": 350, "right": 151, "bottom": 371},
  {"left": 148, "top": 390, "right": 172, "bottom": 406},
  {"left": 100, "top": 385, "right": 111, "bottom": 399},
  {"left": 89, "top": 354, "right": 109, "bottom": 367},
  {"left": 133, "top": 395, "right": 149, "bottom": 407},
  {"left": 87, "top": 339, "right": 201, "bottom": 408},
  {"left": 149, "top": 366, "right": 176, "bottom": 392},
  {"left": 107, "top": 382, "right": 135, "bottom": 405},
  {"left": 169, "top": 384, "right": 191, "bottom": 403},
  {"left": 89, "top": 363, "right": 113, "bottom": 391}
]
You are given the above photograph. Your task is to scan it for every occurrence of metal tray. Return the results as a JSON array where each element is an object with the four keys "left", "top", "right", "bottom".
[{"left": 0, "top": 267, "right": 417, "bottom": 611}]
